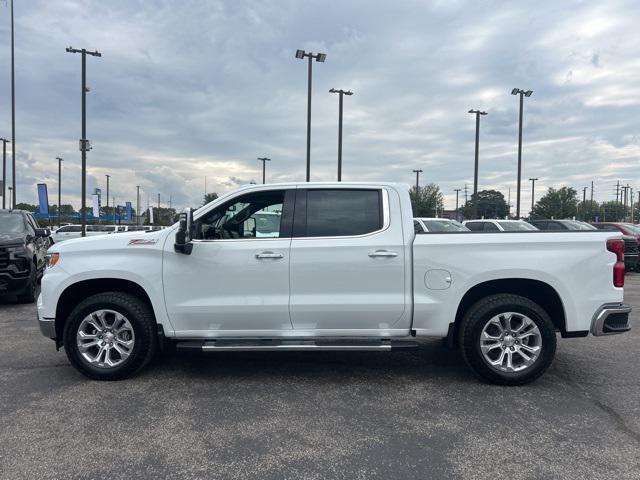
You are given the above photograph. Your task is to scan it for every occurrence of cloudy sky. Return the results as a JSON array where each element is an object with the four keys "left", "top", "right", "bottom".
[{"left": 0, "top": 0, "right": 638, "bottom": 213}]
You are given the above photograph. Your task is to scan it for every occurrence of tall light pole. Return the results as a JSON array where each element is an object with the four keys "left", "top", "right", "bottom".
[
  {"left": 66, "top": 46, "right": 102, "bottom": 237},
  {"left": 582, "top": 186, "right": 588, "bottom": 221},
  {"left": 454, "top": 188, "right": 461, "bottom": 221},
  {"left": 528, "top": 177, "right": 538, "bottom": 216},
  {"left": 1, "top": 138, "right": 9, "bottom": 209},
  {"left": 56, "top": 157, "right": 64, "bottom": 225},
  {"left": 257, "top": 157, "right": 271, "bottom": 184},
  {"left": 295, "top": 49, "right": 327, "bottom": 182},
  {"left": 136, "top": 185, "right": 140, "bottom": 226},
  {"left": 468, "top": 109, "right": 487, "bottom": 219},
  {"left": 511, "top": 88, "right": 533, "bottom": 219},
  {"left": 8, "top": 186, "right": 12, "bottom": 209},
  {"left": 10, "top": 0, "right": 16, "bottom": 208},
  {"left": 329, "top": 88, "right": 353, "bottom": 181},
  {"left": 412, "top": 169, "right": 423, "bottom": 193},
  {"left": 105, "top": 174, "right": 110, "bottom": 222}
]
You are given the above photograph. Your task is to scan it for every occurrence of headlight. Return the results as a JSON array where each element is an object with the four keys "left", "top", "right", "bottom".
[
  {"left": 45, "top": 253, "right": 60, "bottom": 269},
  {"left": 6, "top": 244, "right": 26, "bottom": 254}
]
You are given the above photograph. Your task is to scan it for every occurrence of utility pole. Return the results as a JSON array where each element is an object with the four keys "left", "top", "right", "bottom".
[
  {"left": 56, "top": 157, "right": 64, "bottom": 225},
  {"left": 464, "top": 183, "right": 469, "bottom": 204},
  {"left": 582, "top": 187, "right": 588, "bottom": 221},
  {"left": 590, "top": 181, "right": 594, "bottom": 221},
  {"left": 105, "top": 174, "right": 110, "bottom": 223},
  {"left": 511, "top": 88, "right": 533, "bottom": 219},
  {"left": 329, "top": 88, "right": 354, "bottom": 181},
  {"left": 615, "top": 181, "right": 620, "bottom": 221},
  {"left": 1, "top": 138, "right": 9, "bottom": 209},
  {"left": 468, "top": 109, "right": 487, "bottom": 219},
  {"left": 412, "top": 169, "right": 423, "bottom": 193},
  {"left": 66, "top": 46, "right": 101, "bottom": 236},
  {"left": 10, "top": 0, "right": 16, "bottom": 208},
  {"left": 257, "top": 157, "right": 271, "bottom": 184},
  {"left": 8, "top": 186, "right": 12, "bottom": 209},
  {"left": 528, "top": 178, "right": 538, "bottom": 216},
  {"left": 157, "top": 193, "right": 161, "bottom": 225},
  {"left": 508, "top": 187, "right": 511, "bottom": 217},
  {"left": 454, "top": 188, "right": 461, "bottom": 221},
  {"left": 295, "top": 49, "right": 327, "bottom": 182},
  {"left": 136, "top": 185, "right": 140, "bottom": 226}
]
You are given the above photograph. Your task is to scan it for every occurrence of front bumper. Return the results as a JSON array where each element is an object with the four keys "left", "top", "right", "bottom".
[
  {"left": 37, "top": 294, "right": 56, "bottom": 340},
  {"left": 591, "top": 303, "right": 632, "bottom": 336},
  {"left": 0, "top": 271, "right": 30, "bottom": 295}
]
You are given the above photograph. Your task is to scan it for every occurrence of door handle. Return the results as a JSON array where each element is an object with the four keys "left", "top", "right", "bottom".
[
  {"left": 255, "top": 251, "right": 284, "bottom": 259},
  {"left": 368, "top": 250, "right": 398, "bottom": 258}
]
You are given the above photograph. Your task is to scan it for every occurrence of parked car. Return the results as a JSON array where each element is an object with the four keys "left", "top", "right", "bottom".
[
  {"left": 51, "top": 224, "right": 119, "bottom": 243},
  {"left": 591, "top": 222, "right": 640, "bottom": 271},
  {"left": 463, "top": 219, "right": 539, "bottom": 232},
  {"left": 38, "top": 182, "right": 631, "bottom": 385},
  {"left": 531, "top": 219, "right": 639, "bottom": 271},
  {"left": 414, "top": 217, "right": 469, "bottom": 233},
  {"left": 0, "top": 209, "right": 51, "bottom": 302}
]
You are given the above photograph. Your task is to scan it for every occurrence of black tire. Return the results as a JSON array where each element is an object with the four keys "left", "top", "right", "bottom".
[
  {"left": 459, "top": 294, "right": 557, "bottom": 386},
  {"left": 16, "top": 263, "right": 37, "bottom": 304},
  {"left": 63, "top": 292, "right": 157, "bottom": 380}
]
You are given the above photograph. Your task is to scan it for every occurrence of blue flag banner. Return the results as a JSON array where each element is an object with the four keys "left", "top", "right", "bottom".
[
  {"left": 37, "top": 184, "right": 49, "bottom": 215},
  {"left": 125, "top": 202, "right": 132, "bottom": 222}
]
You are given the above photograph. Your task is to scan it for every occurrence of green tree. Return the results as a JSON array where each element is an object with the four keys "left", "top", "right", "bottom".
[
  {"left": 576, "top": 199, "right": 599, "bottom": 222},
  {"left": 599, "top": 200, "right": 629, "bottom": 222},
  {"left": 531, "top": 187, "right": 578, "bottom": 219},
  {"left": 460, "top": 190, "right": 509, "bottom": 219},
  {"left": 14, "top": 203, "right": 38, "bottom": 212},
  {"left": 410, "top": 183, "right": 444, "bottom": 217},
  {"left": 203, "top": 192, "right": 219, "bottom": 206}
]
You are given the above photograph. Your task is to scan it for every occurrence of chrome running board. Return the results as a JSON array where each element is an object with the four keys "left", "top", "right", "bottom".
[{"left": 175, "top": 339, "right": 418, "bottom": 352}]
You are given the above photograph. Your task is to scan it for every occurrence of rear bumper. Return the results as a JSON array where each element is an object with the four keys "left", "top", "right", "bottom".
[
  {"left": 591, "top": 303, "right": 632, "bottom": 336},
  {"left": 624, "top": 253, "right": 638, "bottom": 270}
]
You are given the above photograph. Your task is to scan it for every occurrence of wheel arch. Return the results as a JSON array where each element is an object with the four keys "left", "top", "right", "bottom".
[
  {"left": 55, "top": 278, "right": 156, "bottom": 342},
  {"left": 451, "top": 278, "right": 567, "bottom": 343}
]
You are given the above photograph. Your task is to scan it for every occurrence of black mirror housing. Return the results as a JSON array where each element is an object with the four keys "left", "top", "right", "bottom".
[
  {"left": 35, "top": 228, "right": 50, "bottom": 237},
  {"left": 175, "top": 208, "right": 194, "bottom": 254}
]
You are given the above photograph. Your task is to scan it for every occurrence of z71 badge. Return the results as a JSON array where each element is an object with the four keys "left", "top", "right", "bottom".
[{"left": 128, "top": 238, "right": 158, "bottom": 246}]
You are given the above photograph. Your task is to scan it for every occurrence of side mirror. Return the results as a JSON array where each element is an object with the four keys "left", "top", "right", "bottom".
[
  {"left": 35, "top": 228, "right": 50, "bottom": 237},
  {"left": 174, "top": 208, "right": 194, "bottom": 254}
]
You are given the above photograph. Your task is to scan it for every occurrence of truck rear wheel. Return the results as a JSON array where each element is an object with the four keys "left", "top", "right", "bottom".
[
  {"left": 63, "top": 292, "right": 157, "bottom": 380},
  {"left": 459, "top": 294, "right": 556, "bottom": 385}
]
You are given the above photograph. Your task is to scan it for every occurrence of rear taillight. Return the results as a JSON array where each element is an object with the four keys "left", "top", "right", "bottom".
[{"left": 607, "top": 238, "right": 625, "bottom": 288}]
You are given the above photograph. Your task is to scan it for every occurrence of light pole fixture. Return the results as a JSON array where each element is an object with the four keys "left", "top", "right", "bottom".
[
  {"left": 511, "top": 88, "right": 533, "bottom": 219},
  {"left": 56, "top": 157, "right": 64, "bottom": 225},
  {"left": 454, "top": 188, "right": 461, "bottom": 221},
  {"left": 468, "top": 109, "right": 488, "bottom": 219},
  {"left": 1, "top": 138, "right": 9, "bottom": 209},
  {"left": 66, "top": 46, "right": 102, "bottom": 236},
  {"left": 329, "top": 88, "right": 353, "bottom": 181},
  {"left": 136, "top": 185, "right": 140, "bottom": 226},
  {"left": 412, "top": 169, "right": 423, "bottom": 193},
  {"left": 295, "top": 49, "right": 327, "bottom": 182},
  {"left": 105, "top": 174, "right": 110, "bottom": 223},
  {"left": 528, "top": 177, "right": 538, "bottom": 215},
  {"left": 10, "top": 0, "right": 16, "bottom": 208},
  {"left": 257, "top": 157, "right": 271, "bottom": 184}
]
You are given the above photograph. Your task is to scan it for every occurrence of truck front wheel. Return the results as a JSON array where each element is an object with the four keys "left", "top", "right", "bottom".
[
  {"left": 459, "top": 294, "right": 557, "bottom": 386},
  {"left": 63, "top": 292, "right": 157, "bottom": 380}
]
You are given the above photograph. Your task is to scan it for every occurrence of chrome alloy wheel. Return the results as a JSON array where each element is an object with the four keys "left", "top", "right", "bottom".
[
  {"left": 76, "top": 309, "right": 135, "bottom": 368},
  {"left": 480, "top": 312, "right": 542, "bottom": 373}
]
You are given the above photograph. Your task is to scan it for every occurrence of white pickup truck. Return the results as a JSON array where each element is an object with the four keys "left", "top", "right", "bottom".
[{"left": 37, "top": 182, "right": 632, "bottom": 385}]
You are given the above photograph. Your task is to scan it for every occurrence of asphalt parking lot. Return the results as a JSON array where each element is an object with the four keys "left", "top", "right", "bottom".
[{"left": 1, "top": 279, "right": 639, "bottom": 480}]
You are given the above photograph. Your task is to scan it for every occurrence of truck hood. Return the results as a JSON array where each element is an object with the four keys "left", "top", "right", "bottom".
[
  {"left": 0, "top": 232, "right": 26, "bottom": 246},
  {"left": 50, "top": 228, "right": 172, "bottom": 253}
]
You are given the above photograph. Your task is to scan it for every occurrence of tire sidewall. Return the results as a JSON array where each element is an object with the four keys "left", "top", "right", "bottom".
[
  {"left": 63, "top": 294, "right": 155, "bottom": 379},
  {"left": 462, "top": 295, "right": 557, "bottom": 385}
]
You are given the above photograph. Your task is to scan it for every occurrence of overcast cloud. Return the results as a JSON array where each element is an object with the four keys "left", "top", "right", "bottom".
[{"left": 0, "top": 0, "right": 638, "bottom": 213}]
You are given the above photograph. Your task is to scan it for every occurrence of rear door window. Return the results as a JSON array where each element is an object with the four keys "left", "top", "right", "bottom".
[
  {"left": 483, "top": 222, "right": 499, "bottom": 232},
  {"left": 295, "top": 189, "right": 383, "bottom": 238},
  {"left": 465, "top": 222, "right": 484, "bottom": 232}
]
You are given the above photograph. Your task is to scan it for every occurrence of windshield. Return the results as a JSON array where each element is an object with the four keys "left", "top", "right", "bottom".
[
  {"left": 0, "top": 213, "right": 25, "bottom": 233},
  {"left": 498, "top": 221, "right": 538, "bottom": 231},
  {"left": 422, "top": 220, "right": 469, "bottom": 232},
  {"left": 563, "top": 220, "right": 597, "bottom": 231}
]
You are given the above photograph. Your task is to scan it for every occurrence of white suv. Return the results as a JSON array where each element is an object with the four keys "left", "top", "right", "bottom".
[{"left": 463, "top": 219, "right": 538, "bottom": 232}]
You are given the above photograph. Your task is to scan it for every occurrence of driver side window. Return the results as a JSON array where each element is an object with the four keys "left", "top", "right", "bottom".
[{"left": 195, "top": 190, "right": 286, "bottom": 240}]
